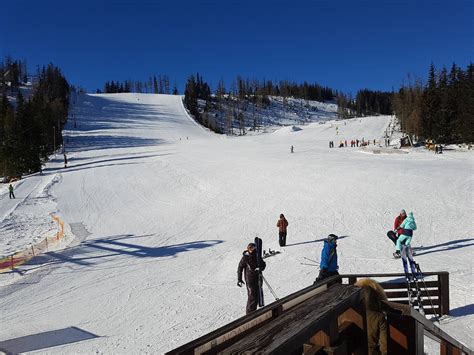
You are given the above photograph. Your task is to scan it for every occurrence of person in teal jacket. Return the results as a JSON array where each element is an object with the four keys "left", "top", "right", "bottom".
[{"left": 394, "top": 212, "right": 417, "bottom": 257}]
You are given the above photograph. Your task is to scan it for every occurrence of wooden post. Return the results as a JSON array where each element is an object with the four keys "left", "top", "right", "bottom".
[
  {"left": 415, "top": 319, "right": 424, "bottom": 354},
  {"left": 438, "top": 272, "right": 450, "bottom": 315},
  {"left": 387, "top": 314, "right": 420, "bottom": 354}
]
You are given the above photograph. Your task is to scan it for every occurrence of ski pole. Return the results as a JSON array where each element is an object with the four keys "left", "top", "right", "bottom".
[
  {"left": 304, "top": 256, "right": 318, "bottom": 264},
  {"left": 415, "top": 262, "right": 440, "bottom": 321},
  {"left": 262, "top": 275, "right": 279, "bottom": 301},
  {"left": 300, "top": 262, "right": 318, "bottom": 267}
]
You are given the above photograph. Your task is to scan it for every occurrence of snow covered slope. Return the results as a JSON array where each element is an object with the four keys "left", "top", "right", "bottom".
[{"left": 0, "top": 93, "right": 472, "bottom": 353}]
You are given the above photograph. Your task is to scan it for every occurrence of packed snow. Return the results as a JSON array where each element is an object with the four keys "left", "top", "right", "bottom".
[{"left": 0, "top": 93, "right": 472, "bottom": 354}]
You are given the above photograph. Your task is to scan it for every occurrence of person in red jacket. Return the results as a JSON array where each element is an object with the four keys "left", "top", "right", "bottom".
[
  {"left": 277, "top": 214, "right": 289, "bottom": 247},
  {"left": 387, "top": 210, "right": 407, "bottom": 245},
  {"left": 394, "top": 210, "right": 407, "bottom": 235}
]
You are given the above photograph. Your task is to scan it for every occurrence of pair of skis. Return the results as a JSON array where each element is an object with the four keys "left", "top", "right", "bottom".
[
  {"left": 400, "top": 246, "right": 425, "bottom": 315},
  {"left": 400, "top": 246, "right": 438, "bottom": 319}
]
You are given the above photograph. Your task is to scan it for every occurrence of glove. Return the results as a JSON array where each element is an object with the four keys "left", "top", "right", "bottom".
[
  {"left": 254, "top": 267, "right": 260, "bottom": 272},
  {"left": 237, "top": 280, "right": 244, "bottom": 287}
]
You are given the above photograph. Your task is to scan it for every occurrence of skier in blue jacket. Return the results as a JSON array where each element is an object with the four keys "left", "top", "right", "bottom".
[
  {"left": 394, "top": 212, "right": 417, "bottom": 258},
  {"left": 314, "top": 234, "right": 339, "bottom": 283}
]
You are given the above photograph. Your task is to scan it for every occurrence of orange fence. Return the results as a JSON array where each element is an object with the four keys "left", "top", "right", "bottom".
[{"left": 0, "top": 214, "right": 65, "bottom": 272}]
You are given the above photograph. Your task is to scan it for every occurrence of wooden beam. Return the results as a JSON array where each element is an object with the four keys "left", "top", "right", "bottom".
[
  {"left": 220, "top": 284, "right": 361, "bottom": 353},
  {"left": 338, "top": 308, "right": 364, "bottom": 330},
  {"left": 439, "top": 272, "right": 450, "bottom": 315},
  {"left": 309, "top": 330, "right": 329, "bottom": 348},
  {"left": 167, "top": 275, "right": 340, "bottom": 354},
  {"left": 389, "top": 325, "right": 408, "bottom": 350}
]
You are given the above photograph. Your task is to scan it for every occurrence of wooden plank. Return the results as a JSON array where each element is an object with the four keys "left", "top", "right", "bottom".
[
  {"left": 388, "top": 299, "right": 439, "bottom": 306},
  {"left": 406, "top": 307, "right": 473, "bottom": 354},
  {"left": 388, "top": 315, "right": 417, "bottom": 354},
  {"left": 194, "top": 309, "right": 273, "bottom": 354},
  {"left": 340, "top": 272, "right": 447, "bottom": 278},
  {"left": 415, "top": 319, "right": 425, "bottom": 355},
  {"left": 220, "top": 284, "right": 361, "bottom": 354},
  {"left": 439, "top": 273, "right": 450, "bottom": 315},
  {"left": 440, "top": 341, "right": 447, "bottom": 355},
  {"left": 389, "top": 324, "right": 408, "bottom": 350},
  {"left": 338, "top": 308, "right": 364, "bottom": 330},
  {"left": 167, "top": 275, "right": 339, "bottom": 354},
  {"left": 385, "top": 290, "right": 439, "bottom": 298},
  {"left": 309, "top": 330, "right": 329, "bottom": 348},
  {"left": 303, "top": 342, "right": 323, "bottom": 355},
  {"left": 381, "top": 281, "right": 439, "bottom": 289}
]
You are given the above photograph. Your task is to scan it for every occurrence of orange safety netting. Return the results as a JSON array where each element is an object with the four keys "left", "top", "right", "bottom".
[{"left": 0, "top": 215, "right": 65, "bottom": 272}]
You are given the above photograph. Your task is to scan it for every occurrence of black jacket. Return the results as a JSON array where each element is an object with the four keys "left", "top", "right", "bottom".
[{"left": 237, "top": 250, "right": 266, "bottom": 285}]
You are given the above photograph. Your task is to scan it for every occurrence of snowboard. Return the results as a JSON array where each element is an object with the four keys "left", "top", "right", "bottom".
[
  {"left": 255, "top": 237, "right": 265, "bottom": 307},
  {"left": 263, "top": 248, "right": 281, "bottom": 259},
  {"left": 387, "top": 230, "right": 398, "bottom": 245}
]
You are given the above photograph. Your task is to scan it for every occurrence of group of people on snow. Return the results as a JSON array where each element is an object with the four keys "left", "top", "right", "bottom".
[
  {"left": 235, "top": 209, "right": 419, "bottom": 354},
  {"left": 330, "top": 138, "right": 378, "bottom": 148},
  {"left": 237, "top": 213, "right": 341, "bottom": 314},
  {"left": 390, "top": 209, "right": 417, "bottom": 258},
  {"left": 237, "top": 209, "right": 418, "bottom": 314}
]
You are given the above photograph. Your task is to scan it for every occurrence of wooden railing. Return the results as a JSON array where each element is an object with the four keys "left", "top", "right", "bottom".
[
  {"left": 387, "top": 306, "right": 472, "bottom": 354},
  {"left": 167, "top": 275, "right": 351, "bottom": 354},
  {"left": 340, "top": 272, "right": 449, "bottom": 316},
  {"left": 167, "top": 272, "right": 472, "bottom": 355}
]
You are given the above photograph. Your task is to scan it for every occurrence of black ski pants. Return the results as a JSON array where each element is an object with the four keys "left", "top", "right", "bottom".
[
  {"left": 9, "top": 191, "right": 15, "bottom": 199},
  {"left": 246, "top": 282, "right": 259, "bottom": 314},
  {"left": 279, "top": 231, "right": 287, "bottom": 247},
  {"left": 314, "top": 269, "right": 340, "bottom": 284}
]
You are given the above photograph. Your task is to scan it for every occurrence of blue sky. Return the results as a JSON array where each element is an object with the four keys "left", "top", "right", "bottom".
[{"left": 1, "top": 0, "right": 472, "bottom": 94}]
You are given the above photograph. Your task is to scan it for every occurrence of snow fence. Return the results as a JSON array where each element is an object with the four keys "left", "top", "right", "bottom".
[{"left": 0, "top": 215, "right": 65, "bottom": 272}]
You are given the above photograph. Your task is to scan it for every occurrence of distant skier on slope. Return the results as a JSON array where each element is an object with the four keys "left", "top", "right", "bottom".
[
  {"left": 237, "top": 242, "right": 266, "bottom": 314},
  {"left": 276, "top": 213, "right": 289, "bottom": 247},
  {"left": 314, "top": 234, "right": 339, "bottom": 283},
  {"left": 393, "top": 212, "right": 417, "bottom": 258},
  {"left": 387, "top": 209, "right": 407, "bottom": 245},
  {"left": 9, "top": 183, "right": 15, "bottom": 199}
]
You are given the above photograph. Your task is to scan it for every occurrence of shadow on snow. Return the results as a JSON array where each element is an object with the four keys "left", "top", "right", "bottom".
[
  {"left": 412, "top": 238, "right": 474, "bottom": 257},
  {"left": 24, "top": 234, "right": 223, "bottom": 269}
]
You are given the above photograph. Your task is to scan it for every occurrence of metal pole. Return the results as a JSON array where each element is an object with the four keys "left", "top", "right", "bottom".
[{"left": 53, "top": 125, "right": 56, "bottom": 153}]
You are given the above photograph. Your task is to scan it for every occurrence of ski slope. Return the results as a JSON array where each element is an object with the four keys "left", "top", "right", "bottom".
[{"left": 0, "top": 93, "right": 473, "bottom": 354}]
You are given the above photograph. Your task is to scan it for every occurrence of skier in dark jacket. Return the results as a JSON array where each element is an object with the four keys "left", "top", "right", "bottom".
[
  {"left": 315, "top": 234, "right": 339, "bottom": 283},
  {"left": 237, "top": 243, "right": 266, "bottom": 314},
  {"left": 8, "top": 183, "right": 15, "bottom": 199},
  {"left": 276, "top": 214, "right": 289, "bottom": 247}
]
